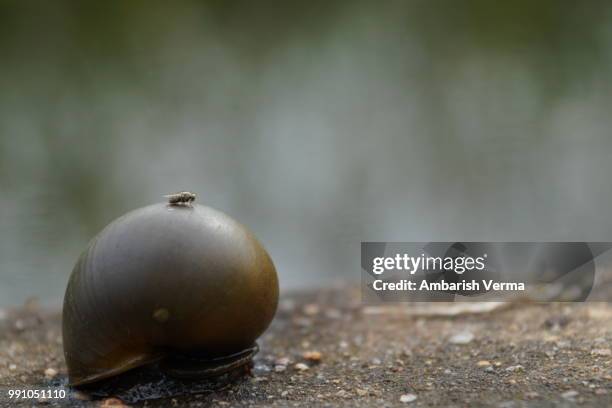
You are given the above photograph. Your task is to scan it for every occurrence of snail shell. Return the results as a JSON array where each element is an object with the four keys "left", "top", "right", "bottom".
[{"left": 62, "top": 202, "right": 278, "bottom": 386}]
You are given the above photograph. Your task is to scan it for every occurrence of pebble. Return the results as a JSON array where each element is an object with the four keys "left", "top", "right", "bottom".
[
  {"left": 14, "top": 319, "right": 26, "bottom": 331},
  {"left": 591, "top": 348, "right": 611, "bottom": 356},
  {"left": 524, "top": 392, "right": 539, "bottom": 399},
  {"left": 293, "top": 317, "right": 312, "bottom": 327},
  {"left": 8, "top": 364, "right": 17, "bottom": 371},
  {"left": 505, "top": 365, "right": 524, "bottom": 372},
  {"left": 356, "top": 388, "right": 368, "bottom": 396},
  {"left": 477, "top": 360, "right": 491, "bottom": 367},
  {"left": 279, "top": 299, "right": 296, "bottom": 313},
  {"left": 72, "top": 391, "right": 92, "bottom": 401},
  {"left": 255, "top": 363, "right": 271, "bottom": 372},
  {"left": 336, "top": 390, "right": 350, "bottom": 398},
  {"left": 543, "top": 315, "right": 571, "bottom": 330},
  {"left": 561, "top": 390, "right": 578, "bottom": 400},
  {"left": 303, "top": 350, "right": 322, "bottom": 362},
  {"left": 44, "top": 367, "right": 58, "bottom": 379},
  {"left": 274, "top": 357, "right": 290, "bottom": 372},
  {"left": 325, "top": 308, "right": 342, "bottom": 319},
  {"left": 449, "top": 331, "right": 474, "bottom": 345},
  {"left": 400, "top": 393, "right": 417, "bottom": 403},
  {"left": 594, "top": 388, "right": 607, "bottom": 395},
  {"left": 303, "top": 304, "right": 320, "bottom": 316},
  {"left": 294, "top": 363, "right": 309, "bottom": 371},
  {"left": 99, "top": 397, "right": 130, "bottom": 407},
  {"left": 275, "top": 357, "right": 290, "bottom": 366},
  {"left": 556, "top": 340, "right": 571, "bottom": 348}
]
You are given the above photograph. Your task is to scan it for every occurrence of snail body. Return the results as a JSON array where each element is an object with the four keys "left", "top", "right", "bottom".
[{"left": 62, "top": 200, "right": 278, "bottom": 386}]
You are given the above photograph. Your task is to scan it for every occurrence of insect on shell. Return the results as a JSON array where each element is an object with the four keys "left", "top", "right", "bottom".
[{"left": 164, "top": 191, "right": 196, "bottom": 205}]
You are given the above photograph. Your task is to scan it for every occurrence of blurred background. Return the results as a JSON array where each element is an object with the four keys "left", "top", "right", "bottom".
[{"left": 1, "top": 0, "right": 612, "bottom": 306}]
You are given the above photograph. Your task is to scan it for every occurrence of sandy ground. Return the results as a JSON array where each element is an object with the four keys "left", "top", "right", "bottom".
[{"left": 0, "top": 287, "right": 611, "bottom": 407}]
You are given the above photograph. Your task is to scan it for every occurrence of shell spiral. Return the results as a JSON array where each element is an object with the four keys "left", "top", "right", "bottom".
[{"left": 62, "top": 203, "right": 278, "bottom": 386}]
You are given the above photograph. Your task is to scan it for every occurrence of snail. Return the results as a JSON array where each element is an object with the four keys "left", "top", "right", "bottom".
[{"left": 62, "top": 193, "right": 279, "bottom": 387}]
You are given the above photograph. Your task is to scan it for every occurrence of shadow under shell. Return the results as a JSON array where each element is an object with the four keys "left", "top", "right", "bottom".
[{"left": 72, "top": 344, "right": 259, "bottom": 403}]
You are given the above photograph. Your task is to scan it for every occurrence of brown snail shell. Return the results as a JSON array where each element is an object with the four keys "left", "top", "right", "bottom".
[{"left": 62, "top": 202, "right": 278, "bottom": 386}]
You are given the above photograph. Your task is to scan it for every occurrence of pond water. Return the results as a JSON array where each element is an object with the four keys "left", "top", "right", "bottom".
[{"left": 1, "top": 1, "right": 612, "bottom": 305}]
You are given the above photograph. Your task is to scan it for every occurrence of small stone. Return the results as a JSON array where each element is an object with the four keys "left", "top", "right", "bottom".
[
  {"left": 44, "top": 368, "right": 58, "bottom": 379},
  {"left": 14, "top": 319, "right": 26, "bottom": 331},
  {"left": 543, "top": 315, "right": 571, "bottom": 330},
  {"left": 281, "top": 390, "right": 289, "bottom": 397},
  {"left": 303, "top": 351, "right": 322, "bottom": 362},
  {"left": 400, "top": 393, "right": 417, "bottom": 403},
  {"left": 524, "top": 391, "right": 539, "bottom": 399},
  {"left": 591, "top": 348, "right": 611, "bottom": 356},
  {"left": 336, "top": 390, "right": 350, "bottom": 398},
  {"left": 72, "top": 391, "right": 92, "bottom": 401},
  {"left": 8, "top": 364, "right": 17, "bottom": 371},
  {"left": 477, "top": 360, "right": 491, "bottom": 367},
  {"left": 449, "top": 331, "right": 474, "bottom": 345},
  {"left": 275, "top": 357, "right": 290, "bottom": 366},
  {"left": 561, "top": 390, "right": 578, "bottom": 400},
  {"left": 254, "top": 363, "right": 271, "bottom": 372},
  {"left": 371, "top": 358, "right": 382, "bottom": 365},
  {"left": 356, "top": 388, "right": 368, "bottom": 396},
  {"left": 292, "top": 317, "right": 312, "bottom": 327},
  {"left": 505, "top": 365, "right": 524, "bottom": 372},
  {"left": 303, "top": 304, "right": 320, "bottom": 316},
  {"left": 325, "top": 308, "right": 342, "bottom": 319},
  {"left": 99, "top": 397, "right": 129, "bottom": 407},
  {"left": 485, "top": 366, "right": 495, "bottom": 373},
  {"left": 279, "top": 299, "right": 295, "bottom": 313},
  {"left": 274, "top": 365, "right": 287, "bottom": 372},
  {"left": 594, "top": 388, "right": 607, "bottom": 395},
  {"left": 294, "top": 363, "right": 309, "bottom": 371}
]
